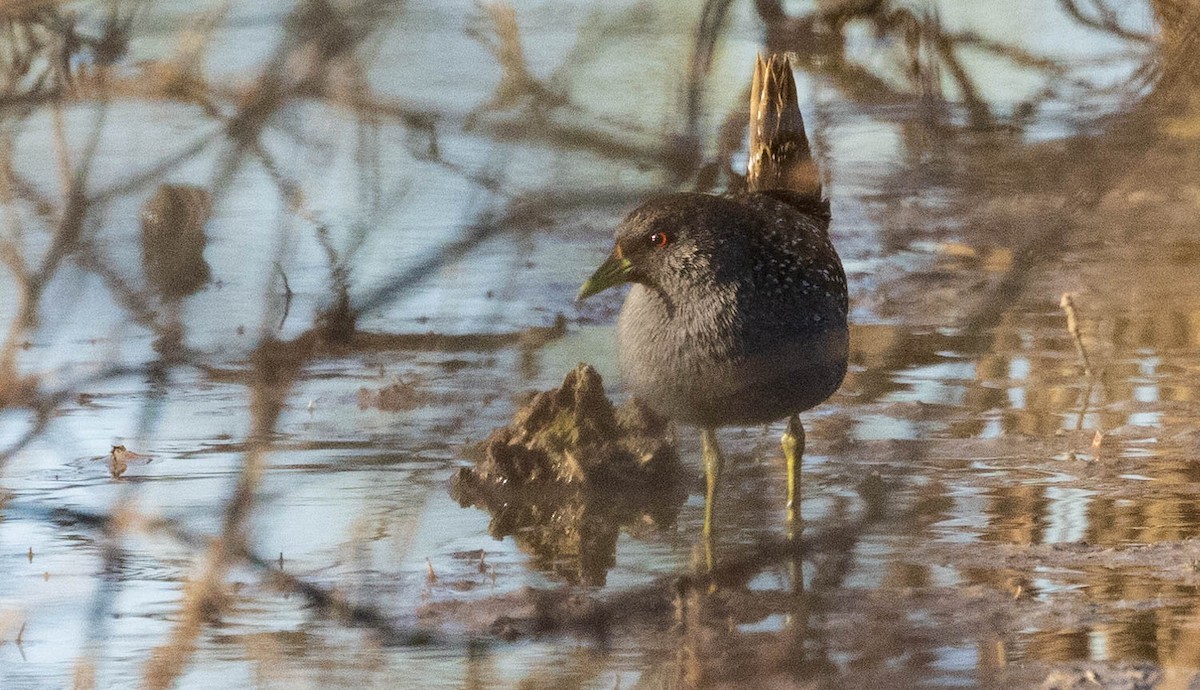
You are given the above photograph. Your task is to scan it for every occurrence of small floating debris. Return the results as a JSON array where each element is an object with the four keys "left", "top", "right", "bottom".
[
  {"left": 357, "top": 377, "right": 431, "bottom": 411},
  {"left": 108, "top": 445, "right": 152, "bottom": 479}
]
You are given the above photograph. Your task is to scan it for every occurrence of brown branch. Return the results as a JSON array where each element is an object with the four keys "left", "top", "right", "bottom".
[{"left": 1058, "top": 0, "right": 1154, "bottom": 42}]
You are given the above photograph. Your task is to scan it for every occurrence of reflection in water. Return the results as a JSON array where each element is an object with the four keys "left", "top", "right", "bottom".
[
  {"left": 140, "top": 184, "right": 213, "bottom": 302},
  {"left": 451, "top": 481, "right": 683, "bottom": 587}
]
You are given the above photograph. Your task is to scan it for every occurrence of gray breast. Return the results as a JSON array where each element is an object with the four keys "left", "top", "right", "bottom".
[{"left": 617, "top": 282, "right": 848, "bottom": 428}]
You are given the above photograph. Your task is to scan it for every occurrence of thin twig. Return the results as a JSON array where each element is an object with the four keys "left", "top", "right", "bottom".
[{"left": 1059, "top": 292, "right": 1092, "bottom": 376}]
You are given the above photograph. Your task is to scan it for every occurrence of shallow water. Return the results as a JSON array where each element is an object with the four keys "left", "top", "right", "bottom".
[{"left": 2, "top": 0, "right": 1200, "bottom": 688}]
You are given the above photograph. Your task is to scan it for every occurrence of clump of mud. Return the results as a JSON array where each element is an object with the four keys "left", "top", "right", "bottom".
[
  {"left": 451, "top": 363, "right": 685, "bottom": 585},
  {"left": 463, "top": 363, "right": 679, "bottom": 487},
  {"left": 140, "top": 184, "right": 212, "bottom": 300}
]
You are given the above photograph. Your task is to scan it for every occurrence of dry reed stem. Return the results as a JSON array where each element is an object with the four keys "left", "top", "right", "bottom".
[{"left": 1060, "top": 292, "right": 1093, "bottom": 376}]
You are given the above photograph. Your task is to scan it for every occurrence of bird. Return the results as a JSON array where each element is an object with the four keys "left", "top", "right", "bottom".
[{"left": 577, "top": 54, "right": 848, "bottom": 569}]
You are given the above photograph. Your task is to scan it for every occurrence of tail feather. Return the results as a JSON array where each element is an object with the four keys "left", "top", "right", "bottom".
[{"left": 746, "top": 53, "right": 821, "bottom": 198}]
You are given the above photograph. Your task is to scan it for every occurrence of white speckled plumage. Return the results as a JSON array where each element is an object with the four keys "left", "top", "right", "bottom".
[{"left": 613, "top": 190, "right": 848, "bottom": 428}]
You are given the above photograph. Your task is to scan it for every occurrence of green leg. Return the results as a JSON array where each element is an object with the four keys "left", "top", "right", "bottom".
[
  {"left": 782, "top": 415, "right": 805, "bottom": 539},
  {"left": 701, "top": 428, "right": 724, "bottom": 573},
  {"left": 782, "top": 415, "right": 806, "bottom": 596}
]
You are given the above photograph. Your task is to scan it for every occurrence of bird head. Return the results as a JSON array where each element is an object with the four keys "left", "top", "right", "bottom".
[{"left": 577, "top": 194, "right": 742, "bottom": 301}]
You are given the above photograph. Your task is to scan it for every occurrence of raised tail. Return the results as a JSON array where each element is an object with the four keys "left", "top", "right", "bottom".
[{"left": 746, "top": 53, "right": 822, "bottom": 198}]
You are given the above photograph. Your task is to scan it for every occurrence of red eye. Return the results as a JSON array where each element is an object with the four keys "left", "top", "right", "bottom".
[{"left": 649, "top": 232, "right": 669, "bottom": 248}]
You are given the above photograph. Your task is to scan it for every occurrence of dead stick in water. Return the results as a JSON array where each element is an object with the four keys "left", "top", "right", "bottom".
[
  {"left": 1060, "top": 292, "right": 1098, "bottom": 432},
  {"left": 1059, "top": 292, "right": 1092, "bottom": 376}
]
